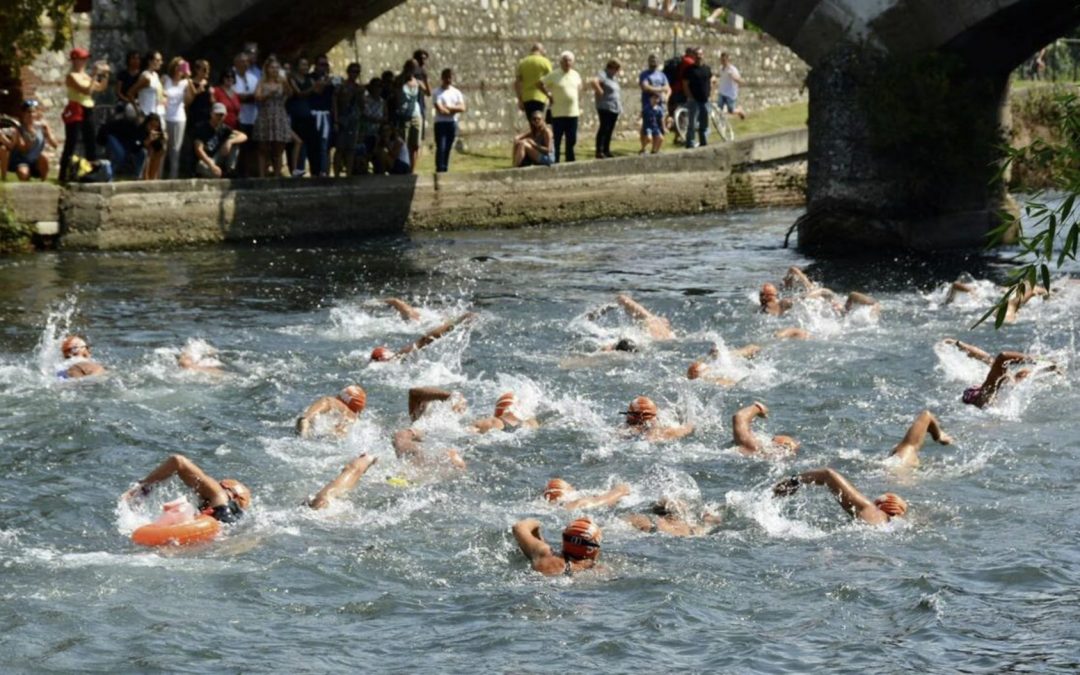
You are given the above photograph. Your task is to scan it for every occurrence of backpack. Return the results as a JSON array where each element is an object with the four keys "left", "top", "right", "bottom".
[
  {"left": 64, "top": 156, "right": 113, "bottom": 183},
  {"left": 662, "top": 57, "right": 681, "bottom": 85}
]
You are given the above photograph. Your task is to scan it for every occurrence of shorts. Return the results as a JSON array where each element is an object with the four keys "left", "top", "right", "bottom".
[
  {"left": 520, "top": 153, "right": 554, "bottom": 168},
  {"left": 641, "top": 115, "right": 663, "bottom": 138},
  {"left": 209, "top": 499, "right": 244, "bottom": 524},
  {"left": 717, "top": 94, "right": 737, "bottom": 113},
  {"left": 7, "top": 154, "right": 42, "bottom": 177},
  {"left": 405, "top": 116, "right": 421, "bottom": 151}
]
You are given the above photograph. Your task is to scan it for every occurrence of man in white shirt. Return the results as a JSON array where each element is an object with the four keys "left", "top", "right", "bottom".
[
  {"left": 716, "top": 52, "right": 746, "bottom": 120},
  {"left": 232, "top": 52, "right": 260, "bottom": 176},
  {"left": 432, "top": 68, "right": 467, "bottom": 173}
]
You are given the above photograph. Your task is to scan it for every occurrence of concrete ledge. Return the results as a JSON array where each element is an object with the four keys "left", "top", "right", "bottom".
[{"left": 0, "top": 183, "right": 62, "bottom": 224}]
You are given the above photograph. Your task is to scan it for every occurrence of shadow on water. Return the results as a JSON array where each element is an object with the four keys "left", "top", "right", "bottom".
[{"left": 801, "top": 251, "right": 1018, "bottom": 293}]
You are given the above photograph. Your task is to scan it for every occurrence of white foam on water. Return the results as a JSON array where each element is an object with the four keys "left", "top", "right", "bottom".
[{"left": 725, "top": 488, "right": 828, "bottom": 540}]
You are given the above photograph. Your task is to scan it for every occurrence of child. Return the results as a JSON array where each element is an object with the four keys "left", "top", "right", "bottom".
[{"left": 640, "top": 92, "right": 665, "bottom": 155}]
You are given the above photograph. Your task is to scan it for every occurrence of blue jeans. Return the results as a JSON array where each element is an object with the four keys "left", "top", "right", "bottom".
[
  {"left": 552, "top": 116, "right": 578, "bottom": 163},
  {"left": 105, "top": 135, "right": 146, "bottom": 178},
  {"left": 434, "top": 121, "right": 456, "bottom": 173},
  {"left": 686, "top": 101, "right": 710, "bottom": 148}
]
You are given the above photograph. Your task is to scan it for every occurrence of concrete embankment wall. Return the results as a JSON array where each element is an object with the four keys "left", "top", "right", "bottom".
[{"left": 0, "top": 129, "right": 807, "bottom": 251}]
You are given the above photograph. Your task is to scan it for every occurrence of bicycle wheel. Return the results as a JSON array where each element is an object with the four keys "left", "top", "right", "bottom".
[
  {"left": 710, "top": 105, "right": 735, "bottom": 142},
  {"left": 673, "top": 106, "right": 689, "bottom": 140}
]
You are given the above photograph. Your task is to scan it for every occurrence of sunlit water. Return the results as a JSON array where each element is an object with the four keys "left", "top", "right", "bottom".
[{"left": 1, "top": 209, "right": 1078, "bottom": 671}]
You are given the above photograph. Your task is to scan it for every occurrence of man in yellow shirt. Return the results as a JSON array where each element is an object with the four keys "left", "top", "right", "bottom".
[
  {"left": 515, "top": 43, "right": 552, "bottom": 121},
  {"left": 538, "top": 51, "right": 583, "bottom": 163}
]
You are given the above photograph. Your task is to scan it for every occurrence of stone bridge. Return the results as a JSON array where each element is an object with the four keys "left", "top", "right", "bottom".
[{"left": 148, "top": 0, "right": 1080, "bottom": 254}]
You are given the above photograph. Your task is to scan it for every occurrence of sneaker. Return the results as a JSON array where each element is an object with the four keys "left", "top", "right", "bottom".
[{"left": 292, "top": 169, "right": 305, "bottom": 177}]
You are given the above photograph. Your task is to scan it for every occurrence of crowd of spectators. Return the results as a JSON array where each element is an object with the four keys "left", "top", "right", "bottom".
[{"left": 2, "top": 39, "right": 750, "bottom": 183}]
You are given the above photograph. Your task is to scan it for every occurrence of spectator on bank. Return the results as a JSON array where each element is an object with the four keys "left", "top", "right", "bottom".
[
  {"left": 287, "top": 57, "right": 315, "bottom": 176},
  {"left": 333, "top": 62, "right": 364, "bottom": 177},
  {"left": 591, "top": 58, "right": 622, "bottom": 159},
  {"left": 100, "top": 103, "right": 145, "bottom": 177},
  {"left": 194, "top": 102, "right": 247, "bottom": 178},
  {"left": 1, "top": 99, "right": 57, "bottom": 182},
  {"left": 513, "top": 109, "right": 554, "bottom": 168},
  {"left": 380, "top": 70, "right": 396, "bottom": 101},
  {"left": 244, "top": 42, "right": 263, "bottom": 79},
  {"left": 138, "top": 112, "right": 167, "bottom": 180},
  {"left": 359, "top": 78, "right": 386, "bottom": 174},
  {"left": 394, "top": 59, "right": 423, "bottom": 174},
  {"left": 539, "top": 51, "right": 582, "bottom": 163},
  {"left": 162, "top": 57, "right": 192, "bottom": 179},
  {"left": 213, "top": 69, "right": 241, "bottom": 130},
  {"left": 665, "top": 47, "right": 696, "bottom": 139},
  {"left": 515, "top": 43, "right": 552, "bottom": 121},
  {"left": 413, "top": 49, "right": 432, "bottom": 141},
  {"left": 253, "top": 57, "right": 294, "bottom": 178},
  {"left": 683, "top": 47, "right": 712, "bottom": 149},
  {"left": 716, "top": 52, "right": 746, "bottom": 119},
  {"left": 308, "top": 55, "right": 335, "bottom": 177},
  {"left": 59, "top": 47, "right": 109, "bottom": 183},
  {"left": 432, "top": 68, "right": 466, "bottom": 173},
  {"left": 233, "top": 52, "right": 260, "bottom": 177},
  {"left": 115, "top": 51, "right": 142, "bottom": 106},
  {"left": 377, "top": 123, "right": 410, "bottom": 175},
  {"left": 182, "top": 59, "right": 213, "bottom": 176},
  {"left": 638, "top": 54, "right": 670, "bottom": 154},
  {"left": 129, "top": 50, "right": 165, "bottom": 117}
]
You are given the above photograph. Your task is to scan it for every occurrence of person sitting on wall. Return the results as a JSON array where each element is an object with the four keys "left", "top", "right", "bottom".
[
  {"left": 194, "top": 102, "right": 248, "bottom": 178},
  {"left": 513, "top": 110, "right": 554, "bottom": 168},
  {"left": 0, "top": 99, "right": 58, "bottom": 182}
]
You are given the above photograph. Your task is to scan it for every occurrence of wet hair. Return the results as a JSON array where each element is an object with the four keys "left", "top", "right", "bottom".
[{"left": 613, "top": 338, "right": 637, "bottom": 352}]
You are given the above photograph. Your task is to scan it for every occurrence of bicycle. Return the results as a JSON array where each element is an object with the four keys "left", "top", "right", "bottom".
[{"left": 672, "top": 103, "right": 736, "bottom": 144}]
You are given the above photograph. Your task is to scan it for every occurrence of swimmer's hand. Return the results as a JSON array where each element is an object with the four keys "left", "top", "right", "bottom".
[
  {"left": 772, "top": 476, "right": 801, "bottom": 497},
  {"left": 122, "top": 483, "right": 150, "bottom": 502},
  {"left": 753, "top": 401, "right": 769, "bottom": 418}
]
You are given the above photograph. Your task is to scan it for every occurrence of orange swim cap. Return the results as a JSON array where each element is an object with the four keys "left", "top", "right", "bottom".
[
  {"left": 220, "top": 479, "right": 252, "bottom": 510},
  {"left": 339, "top": 385, "right": 367, "bottom": 414},
  {"left": 874, "top": 493, "right": 908, "bottom": 518},
  {"left": 544, "top": 478, "right": 572, "bottom": 502},
  {"left": 61, "top": 335, "right": 88, "bottom": 358},
  {"left": 370, "top": 346, "right": 393, "bottom": 362},
  {"left": 771, "top": 435, "right": 801, "bottom": 453},
  {"left": 687, "top": 361, "right": 708, "bottom": 380},
  {"left": 625, "top": 396, "right": 658, "bottom": 425},
  {"left": 562, "top": 517, "right": 602, "bottom": 560},
  {"left": 494, "top": 392, "right": 516, "bottom": 418},
  {"left": 760, "top": 283, "right": 779, "bottom": 302}
]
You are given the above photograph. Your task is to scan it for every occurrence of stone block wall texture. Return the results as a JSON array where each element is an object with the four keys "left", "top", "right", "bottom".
[{"left": 328, "top": 0, "right": 809, "bottom": 147}]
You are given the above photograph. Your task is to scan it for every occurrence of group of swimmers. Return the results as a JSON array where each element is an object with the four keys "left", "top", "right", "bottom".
[{"left": 53, "top": 268, "right": 1061, "bottom": 576}]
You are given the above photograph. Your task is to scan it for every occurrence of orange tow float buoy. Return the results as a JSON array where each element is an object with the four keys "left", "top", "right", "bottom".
[{"left": 131, "top": 514, "right": 221, "bottom": 547}]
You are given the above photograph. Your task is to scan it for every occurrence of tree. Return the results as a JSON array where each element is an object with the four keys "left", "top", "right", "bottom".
[
  {"left": 983, "top": 91, "right": 1080, "bottom": 327},
  {"left": 0, "top": 1, "right": 75, "bottom": 71}
]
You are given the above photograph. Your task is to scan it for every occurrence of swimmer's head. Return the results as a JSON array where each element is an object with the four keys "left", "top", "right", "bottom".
[
  {"left": 759, "top": 283, "right": 779, "bottom": 305},
  {"left": 687, "top": 361, "right": 708, "bottom": 380},
  {"left": 962, "top": 385, "right": 981, "bottom": 405},
  {"left": 613, "top": 338, "right": 637, "bottom": 353},
  {"left": 494, "top": 391, "right": 516, "bottom": 418},
  {"left": 544, "top": 477, "right": 572, "bottom": 502},
  {"left": 771, "top": 435, "right": 800, "bottom": 453},
  {"left": 651, "top": 497, "right": 688, "bottom": 519},
  {"left": 339, "top": 385, "right": 367, "bottom": 414},
  {"left": 874, "top": 492, "right": 908, "bottom": 518},
  {"left": 61, "top": 335, "right": 90, "bottom": 359},
  {"left": 370, "top": 346, "right": 393, "bottom": 362},
  {"left": 562, "top": 517, "right": 602, "bottom": 561},
  {"left": 220, "top": 479, "right": 252, "bottom": 510},
  {"left": 624, "top": 396, "right": 658, "bottom": 427}
]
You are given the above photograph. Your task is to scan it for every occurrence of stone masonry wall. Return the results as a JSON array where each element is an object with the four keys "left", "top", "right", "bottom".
[{"left": 329, "top": 0, "right": 808, "bottom": 148}]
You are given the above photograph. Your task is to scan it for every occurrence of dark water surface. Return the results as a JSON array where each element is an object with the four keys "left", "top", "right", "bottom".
[{"left": 1, "top": 209, "right": 1078, "bottom": 672}]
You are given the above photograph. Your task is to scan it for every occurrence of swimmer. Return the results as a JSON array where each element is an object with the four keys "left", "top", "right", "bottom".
[
  {"left": 622, "top": 395, "right": 694, "bottom": 442},
  {"left": 383, "top": 297, "right": 422, "bottom": 321},
  {"left": 602, "top": 337, "right": 639, "bottom": 353},
  {"left": 774, "top": 327, "right": 810, "bottom": 340},
  {"left": 470, "top": 391, "right": 539, "bottom": 433},
  {"left": 307, "top": 453, "right": 378, "bottom": 509},
  {"left": 58, "top": 335, "right": 106, "bottom": 379},
  {"left": 624, "top": 497, "right": 723, "bottom": 537},
  {"left": 762, "top": 267, "right": 879, "bottom": 318},
  {"left": 945, "top": 278, "right": 1046, "bottom": 323},
  {"left": 542, "top": 478, "right": 630, "bottom": 510},
  {"left": 772, "top": 467, "right": 906, "bottom": 525},
  {"left": 296, "top": 385, "right": 366, "bottom": 438},
  {"left": 392, "top": 428, "right": 467, "bottom": 470},
  {"left": 759, "top": 283, "right": 794, "bottom": 316},
  {"left": 408, "top": 386, "right": 467, "bottom": 421},
  {"left": 686, "top": 343, "right": 761, "bottom": 386},
  {"left": 512, "top": 516, "right": 602, "bottom": 576},
  {"left": 122, "top": 454, "right": 251, "bottom": 524},
  {"left": 177, "top": 343, "right": 225, "bottom": 375},
  {"left": 943, "top": 339, "right": 1046, "bottom": 408},
  {"left": 615, "top": 293, "right": 675, "bottom": 340},
  {"left": 887, "top": 410, "right": 952, "bottom": 467},
  {"left": 370, "top": 311, "right": 477, "bottom": 362},
  {"left": 732, "top": 401, "right": 800, "bottom": 455}
]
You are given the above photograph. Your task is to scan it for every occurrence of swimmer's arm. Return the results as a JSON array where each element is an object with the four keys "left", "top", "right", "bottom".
[
  {"left": 774, "top": 327, "right": 810, "bottom": 340},
  {"left": 512, "top": 518, "right": 554, "bottom": 562},
  {"left": 563, "top": 483, "right": 630, "bottom": 510},
  {"left": 945, "top": 281, "right": 975, "bottom": 304},
  {"left": 408, "top": 386, "right": 453, "bottom": 421},
  {"left": 384, "top": 298, "right": 421, "bottom": 321},
  {"left": 732, "top": 402, "right": 766, "bottom": 453},
  {"left": 469, "top": 416, "right": 505, "bottom": 434},
  {"left": 783, "top": 266, "right": 815, "bottom": 291},
  {"left": 654, "top": 423, "right": 694, "bottom": 441},
  {"left": 624, "top": 513, "right": 655, "bottom": 532},
  {"left": 308, "top": 454, "right": 377, "bottom": 510},
  {"left": 615, "top": 294, "right": 655, "bottom": 322},
  {"left": 732, "top": 344, "right": 762, "bottom": 359},
  {"left": 66, "top": 361, "right": 106, "bottom": 378},
  {"left": 790, "top": 468, "right": 875, "bottom": 518},
  {"left": 845, "top": 292, "right": 879, "bottom": 312},
  {"left": 392, "top": 429, "right": 424, "bottom": 459},
  {"left": 947, "top": 339, "right": 994, "bottom": 365},
  {"left": 409, "top": 311, "right": 477, "bottom": 352},
  {"left": 127, "top": 454, "right": 229, "bottom": 508},
  {"left": 297, "top": 397, "right": 334, "bottom": 437}
]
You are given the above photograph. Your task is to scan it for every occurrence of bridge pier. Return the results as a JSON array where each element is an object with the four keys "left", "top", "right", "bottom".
[{"left": 796, "top": 45, "right": 1013, "bottom": 256}]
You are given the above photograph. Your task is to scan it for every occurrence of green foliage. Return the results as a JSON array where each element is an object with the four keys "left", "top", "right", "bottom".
[
  {"left": 0, "top": 199, "right": 35, "bottom": 253},
  {"left": 982, "top": 92, "right": 1080, "bottom": 328},
  {"left": 0, "top": 1, "right": 76, "bottom": 70}
]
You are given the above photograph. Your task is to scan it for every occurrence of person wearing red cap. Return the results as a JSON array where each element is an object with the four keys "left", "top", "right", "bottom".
[
  {"left": 394, "top": 386, "right": 467, "bottom": 470},
  {"left": 623, "top": 395, "right": 693, "bottom": 442},
  {"left": 123, "top": 454, "right": 252, "bottom": 524},
  {"left": 58, "top": 335, "right": 106, "bottom": 379},
  {"left": 59, "top": 47, "right": 109, "bottom": 182},
  {"left": 512, "top": 516, "right": 602, "bottom": 575},
  {"left": 470, "top": 391, "right": 539, "bottom": 433},
  {"left": 296, "top": 385, "right": 366, "bottom": 438},
  {"left": 370, "top": 312, "right": 477, "bottom": 362},
  {"left": 763, "top": 267, "right": 879, "bottom": 318},
  {"left": 732, "top": 401, "right": 800, "bottom": 455},
  {"left": 542, "top": 478, "right": 630, "bottom": 510},
  {"left": 772, "top": 468, "right": 908, "bottom": 525},
  {"left": 307, "top": 453, "right": 378, "bottom": 509}
]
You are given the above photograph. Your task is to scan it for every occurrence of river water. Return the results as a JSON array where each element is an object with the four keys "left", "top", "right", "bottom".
[{"left": 1, "top": 209, "right": 1078, "bottom": 672}]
